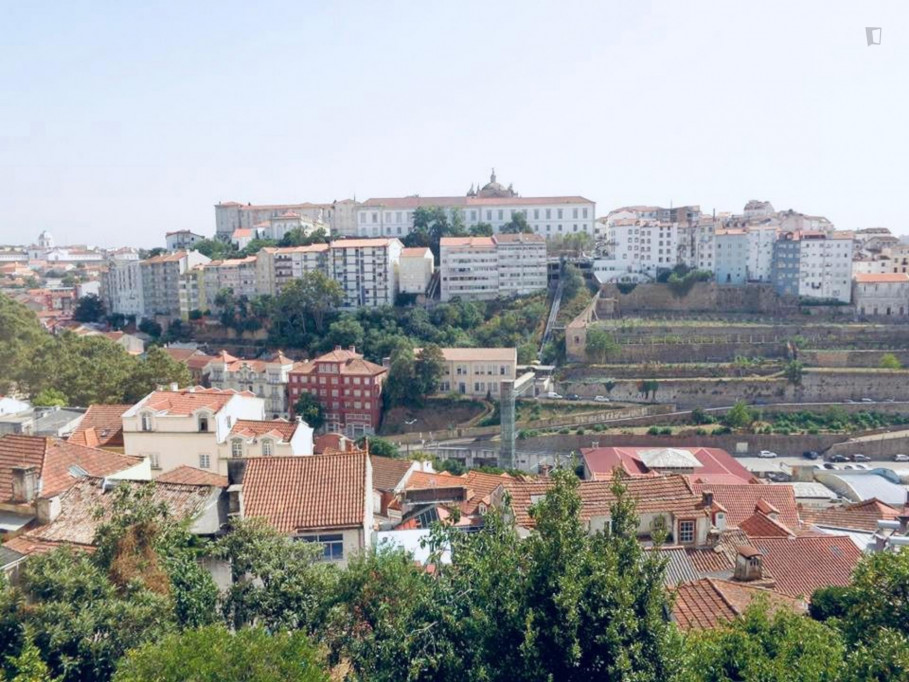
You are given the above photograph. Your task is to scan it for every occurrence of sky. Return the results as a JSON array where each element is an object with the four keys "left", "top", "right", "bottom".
[{"left": 0, "top": 0, "right": 907, "bottom": 248}]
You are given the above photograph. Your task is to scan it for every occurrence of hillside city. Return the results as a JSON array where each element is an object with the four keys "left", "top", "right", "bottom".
[{"left": 0, "top": 170, "right": 908, "bottom": 679}]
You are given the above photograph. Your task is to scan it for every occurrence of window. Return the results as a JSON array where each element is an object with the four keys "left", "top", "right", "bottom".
[
  {"left": 199, "top": 454, "right": 211, "bottom": 469},
  {"left": 678, "top": 520, "right": 695, "bottom": 544},
  {"left": 147, "top": 453, "right": 160, "bottom": 470},
  {"left": 197, "top": 415, "right": 209, "bottom": 432},
  {"left": 231, "top": 439, "right": 243, "bottom": 457},
  {"left": 300, "top": 533, "right": 344, "bottom": 561},
  {"left": 140, "top": 412, "right": 153, "bottom": 432},
  {"left": 262, "top": 439, "right": 274, "bottom": 456}
]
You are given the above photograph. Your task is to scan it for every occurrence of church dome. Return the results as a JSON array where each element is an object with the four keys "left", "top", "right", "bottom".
[{"left": 476, "top": 169, "right": 517, "bottom": 198}]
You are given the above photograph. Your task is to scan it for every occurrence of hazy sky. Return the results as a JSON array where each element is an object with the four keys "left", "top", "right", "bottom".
[{"left": 1, "top": 1, "right": 907, "bottom": 248}]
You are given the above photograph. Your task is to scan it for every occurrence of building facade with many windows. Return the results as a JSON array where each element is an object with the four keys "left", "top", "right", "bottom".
[
  {"left": 207, "top": 351, "right": 296, "bottom": 418},
  {"left": 435, "top": 347, "right": 517, "bottom": 398},
  {"left": 287, "top": 347, "right": 388, "bottom": 437},
  {"left": 440, "top": 234, "right": 547, "bottom": 301}
]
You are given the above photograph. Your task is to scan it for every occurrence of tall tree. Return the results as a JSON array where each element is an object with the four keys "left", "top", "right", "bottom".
[
  {"left": 413, "top": 344, "right": 445, "bottom": 400},
  {"left": 293, "top": 392, "right": 326, "bottom": 430},
  {"left": 499, "top": 211, "right": 533, "bottom": 234},
  {"left": 73, "top": 294, "right": 106, "bottom": 323}
]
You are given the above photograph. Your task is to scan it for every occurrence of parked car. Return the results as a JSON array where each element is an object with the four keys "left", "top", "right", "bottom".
[
  {"left": 846, "top": 399, "right": 857, "bottom": 404},
  {"left": 885, "top": 397, "right": 896, "bottom": 403},
  {"left": 758, "top": 450, "right": 778, "bottom": 458},
  {"left": 593, "top": 395, "right": 611, "bottom": 403},
  {"left": 566, "top": 394, "right": 581, "bottom": 401},
  {"left": 852, "top": 454, "right": 871, "bottom": 462},
  {"left": 861, "top": 398, "right": 874, "bottom": 403},
  {"left": 822, "top": 462, "right": 839, "bottom": 470},
  {"left": 828, "top": 454, "right": 849, "bottom": 463},
  {"left": 765, "top": 472, "right": 791, "bottom": 482},
  {"left": 542, "top": 392, "right": 563, "bottom": 400},
  {"left": 894, "top": 454, "right": 909, "bottom": 462},
  {"left": 802, "top": 450, "right": 820, "bottom": 460}
]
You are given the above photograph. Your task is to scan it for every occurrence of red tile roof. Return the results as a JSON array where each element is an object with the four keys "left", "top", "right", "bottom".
[
  {"left": 801, "top": 498, "right": 903, "bottom": 532},
  {"left": 138, "top": 387, "right": 253, "bottom": 416},
  {"left": 685, "top": 529, "right": 754, "bottom": 576},
  {"left": 0, "top": 435, "right": 143, "bottom": 501},
  {"left": 691, "top": 482, "right": 801, "bottom": 530},
  {"left": 242, "top": 454, "right": 369, "bottom": 533},
  {"left": 313, "top": 433, "right": 357, "bottom": 454},
  {"left": 407, "top": 469, "right": 515, "bottom": 515},
  {"left": 739, "top": 512, "right": 795, "bottom": 538},
  {"left": 673, "top": 578, "right": 805, "bottom": 630},
  {"left": 854, "top": 273, "right": 909, "bottom": 283},
  {"left": 582, "top": 447, "right": 757, "bottom": 485},
  {"left": 156, "top": 466, "right": 228, "bottom": 487},
  {"left": 67, "top": 404, "right": 131, "bottom": 448},
  {"left": 750, "top": 535, "right": 863, "bottom": 598},
  {"left": 290, "top": 350, "right": 387, "bottom": 377},
  {"left": 371, "top": 456, "right": 414, "bottom": 492},
  {"left": 229, "top": 419, "right": 299, "bottom": 441}
]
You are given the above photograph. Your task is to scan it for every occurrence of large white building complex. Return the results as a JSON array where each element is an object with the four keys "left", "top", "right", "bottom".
[
  {"left": 440, "top": 233, "right": 547, "bottom": 301},
  {"left": 772, "top": 231, "right": 854, "bottom": 303},
  {"left": 214, "top": 199, "right": 359, "bottom": 240},
  {"left": 355, "top": 171, "right": 595, "bottom": 240}
]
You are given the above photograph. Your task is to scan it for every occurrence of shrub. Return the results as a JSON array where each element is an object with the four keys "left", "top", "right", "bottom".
[{"left": 647, "top": 426, "right": 661, "bottom": 436}]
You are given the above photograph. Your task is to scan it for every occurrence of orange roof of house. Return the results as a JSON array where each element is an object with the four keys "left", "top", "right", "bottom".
[
  {"left": 67, "top": 404, "right": 131, "bottom": 448},
  {"left": 691, "top": 482, "right": 801, "bottom": 530},
  {"left": 400, "top": 247, "right": 432, "bottom": 257},
  {"left": 0, "top": 434, "right": 142, "bottom": 501},
  {"left": 229, "top": 419, "right": 299, "bottom": 441},
  {"left": 330, "top": 238, "right": 397, "bottom": 249},
  {"left": 139, "top": 388, "right": 253, "bottom": 416},
  {"left": 749, "top": 535, "right": 863, "bottom": 598},
  {"left": 739, "top": 511, "right": 795, "bottom": 538},
  {"left": 156, "top": 466, "right": 228, "bottom": 487},
  {"left": 313, "top": 432, "right": 357, "bottom": 455},
  {"left": 801, "top": 498, "right": 903, "bottom": 532},
  {"left": 440, "top": 237, "right": 495, "bottom": 248},
  {"left": 291, "top": 350, "right": 387, "bottom": 377},
  {"left": 371, "top": 456, "right": 414, "bottom": 492},
  {"left": 672, "top": 578, "right": 805, "bottom": 630},
  {"left": 853, "top": 273, "right": 909, "bottom": 283},
  {"left": 242, "top": 453, "right": 369, "bottom": 533},
  {"left": 406, "top": 469, "right": 514, "bottom": 515}
]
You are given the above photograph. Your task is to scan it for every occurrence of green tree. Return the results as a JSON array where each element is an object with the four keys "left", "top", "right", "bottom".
[
  {"left": 3, "top": 633, "right": 56, "bottom": 682},
  {"left": 31, "top": 388, "right": 67, "bottom": 408},
  {"left": 879, "top": 352, "right": 902, "bottom": 370},
  {"left": 324, "top": 316, "right": 365, "bottom": 351},
  {"left": 357, "top": 436, "right": 399, "bottom": 458},
  {"left": 469, "top": 222, "right": 494, "bottom": 237},
  {"left": 638, "top": 379, "right": 660, "bottom": 402},
  {"left": 73, "top": 294, "right": 105, "bottom": 323},
  {"left": 413, "top": 344, "right": 445, "bottom": 400},
  {"left": 293, "top": 392, "right": 325, "bottom": 430},
  {"left": 0, "top": 294, "right": 46, "bottom": 394},
  {"left": 137, "top": 319, "right": 162, "bottom": 339},
  {"left": 561, "top": 263, "right": 584, "bottom": 300},
  {"left": 114, "top": 626, "right": 328, "bottom": 682},
  {"left": 585, "top": 328, "right": 619, "bottom": 363},
  {"left": 278, "top": 227, "right": 330, "bottom": 247},
  {"left": 272, "top": 271, "right": 343, "bottom": 341},
  {"left": 681, "top": 600, "right": 845, "bottom": 682},
  {"left": 842, "top": 628, "right": 909, "bottom": 682},
  {"left": 499, "top": 211, "right": 533, "bottom": 234},
  {"left": 384, "top": 347, "right": 416, "bottom": 408},
  {"left": 723, "top": 401, "right": 754, "bottom": 429},
  {"left": 784, "top": 359, "right": 804, "bottom": 385},
  {"left": 837, "top": 549, "right": 909, "bottom": 643},
  {"left": 193, "top": 238, "right": 238, "bottom": 260},
  {"left": 123, "top": 347, "right": 192, "bottom": 403}
]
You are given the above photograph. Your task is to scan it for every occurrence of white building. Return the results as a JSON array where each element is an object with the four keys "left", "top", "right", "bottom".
[
  {"left": 122, "top": 387, "right": 312, "bottom": 476},
  {"left": 440, "top": 233, "right": 547, "bottom": 301},
  {"left": 101, "top": 248, "right": 144, "bottom": 317},
  {"left": 772, "top": 231, "right": 854, "bottom": 303},
  {"left": 256, "top": 244, "right": 330, "bottom": 296},
  {"left": 206, "top": 350, "right": 296, "bottom": 417},
  {"left": 714, "top": 229, "right": 748, "bottom": 285},
  {"left": 853, "top": 273, "right": 909, "bottom": 317},
  {"left": 435, "top": 347, "right": 517, "bottom": 398},
  {"left": 215, "top": 201, "right": 349, "bottom": 238},
  {"left": 398, "top": 247, "right": 434, "bottom": 295},
  {"left": 329, "top": 238, "right": 403, "bottom": 308},
  {"left": 746, "top": 224, "right": 778, "bottom": 282},
  {"left": 743, "top": 200, "right": 775, "bottom": 220},
  {"left": 165, "top": 230, "right": 206, "bottom": 252},
  {"left": 593, "top": 219, "right": 679, "bottom": 283},
  {"left": 356, "top": 171, "right": 595, "bottom": 240}
]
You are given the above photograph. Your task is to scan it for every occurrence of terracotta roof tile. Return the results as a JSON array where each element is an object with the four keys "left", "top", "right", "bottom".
[
  {"left": 751, "top": 535, "right": 863, "bottom": 598},
  {"left": 67, "top": 404, "right": 131, "bottom": 448},
  {"left": 229, "top": 419, "right": 299, "bottom": 441},
  {"left": 672, "top": 578, "right": 805, "bottom": 630},
  {"left": 371, "top": 456, "right": 413, "bottom": 492},
  {"left": 153, "top": 466, "right": 225, "bottom": 487},
  {"left": 242, "top": 454, "right": 369, "bottom": 533},
  {"left": 739, "top": 512, "right": 795, "bottom": 538},
  {"left": 136, "top": 388, "right": 252, "bottom": 416},
  {"left": 854, "top": 273, "right": 909, "bottom": 283},
  {"left": 582, "top": 447, "right": 757, "bottom": 485},
  {"left": 801, "top": 498, "right": 903, "bottom": 532},
  {"left": 691, "top": 483, "right": 800, "bottom": 530},
  {"left": 0, "top": 435, "right": 143, "bottom": 501}
]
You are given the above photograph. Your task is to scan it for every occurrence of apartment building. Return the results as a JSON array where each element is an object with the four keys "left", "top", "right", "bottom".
[
  {"left": 101, "top": 248, "right": 144, "bottom": 317},
  {"left": 439, "top": 234, "right": 547, "bottom": 301},
  {"left": 772, "top": 231, "right": 854, "bottom": 303},
  {"left": 746, "top": 224, "right": 778, "bottom": 282},
  {"left": 436, "top": 347, "right": 517, "bottom": 398},
  {"left": 139, "top": 250, "right": 210, "bottom": 319},
  {"left": 202, "top": 256, "right": 259, "bottom": 305},
  {"left": 356, "top": 171, "right": 595, "bottom": 239},
  {"left": 287, "top": 347, "right": 387, "bottom": 437},
  {"left": 329, "top": 238, "right": 403, "bottom": 308},
  {"left": 398, "top": 247, "right": 434, "bottom": 295},
  {"left": 714, "top": 229, "right": 748, "bottom": 285},
  {"left": 592, "top": 219, "right": 679, "bottom": 283},
  {"left": 165, "top": 230, "right": 205, "bottom": 252},
  {"left": 853, "top": 273, "right": 909, "bottom": 317},
  {"left": 256, "top": 244, "right": 330, "bottom": 296},
  {"left": 207, "top": 350, "right": 296, "bottom": 417}
]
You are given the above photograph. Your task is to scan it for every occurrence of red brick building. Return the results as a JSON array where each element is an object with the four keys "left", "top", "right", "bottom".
[{"left": 288, "top": 347, "right": 387, "bottom": 437}]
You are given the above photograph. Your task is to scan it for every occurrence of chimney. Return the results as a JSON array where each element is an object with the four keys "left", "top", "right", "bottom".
[
  {"left": 11, "top": 467, "right": 38, "bottom": 504},
  {"left": 227, "top": 459, "right": 247, "bottom": 486},
  {"left": 702, "top": 490, "right": 714, "bottom": 508},
  {"left": 898, "top": 514, "right": 909, "bottom": 534},
  {"left": 734, "top": 545, "right": 763, "bottom": 582},
  {"left": 169, "top": 382, "right": 179, "bottom": 391},
  {"left": 334, "top": 345, "right": 342, "bottom": 351},
  {"left": 349, "top": 345, "right": 357, "bottom": 354}
]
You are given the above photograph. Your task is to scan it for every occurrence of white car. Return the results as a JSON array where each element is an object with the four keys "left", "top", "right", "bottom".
[
  {"left": 757, "top": 450, "right": 778, "bottom": 458},
  {"left": 894, "top": 454, "right": 909, "bottom": 462},
  {"left": 542, "top": 392, "right": 563, "bottom": 400},
  {"left": 593, "top": 395, "right": 611, "bottom": 403}
]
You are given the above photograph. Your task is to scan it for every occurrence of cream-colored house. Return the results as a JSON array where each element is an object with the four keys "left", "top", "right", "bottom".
[
  {"left": 398, "top": 247, "right": 434, "bottom": 295},
  {"left": 435, "top": 347, "right": 517, "bottom": 398},
  {"left": 206, "top": 351, "right": 296, "bottom": 417}
]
